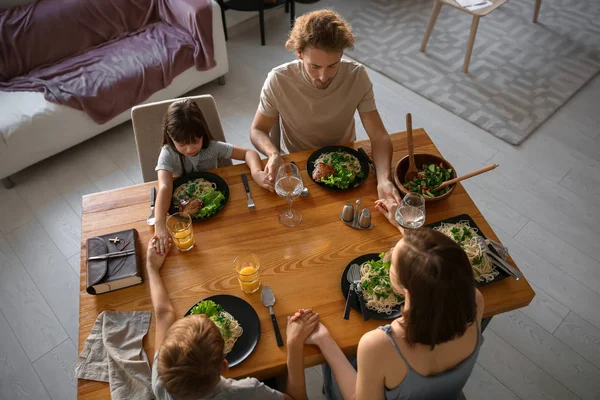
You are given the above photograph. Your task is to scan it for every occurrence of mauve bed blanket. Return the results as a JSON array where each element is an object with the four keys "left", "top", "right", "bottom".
[{"left": 0, "top": 0, "right": 215, "bottom": 124}]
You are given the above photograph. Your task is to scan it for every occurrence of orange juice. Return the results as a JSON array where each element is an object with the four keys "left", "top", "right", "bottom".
[
  {"left": 167, "top": 213, "right": 194, "bottom": 251},
  {"left": 238, "top": 266, "right": 260, "bottom": 292},
  {"left": 234, "top": 254, "right": 261, "bottom": 294},
  {"left": 174, "top": 228, "right": 194, "bottom": 251}
]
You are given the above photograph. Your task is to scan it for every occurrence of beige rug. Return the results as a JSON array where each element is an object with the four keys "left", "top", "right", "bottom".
[{"left": 346, "top": 0, "right": 600, "bottom": 145}]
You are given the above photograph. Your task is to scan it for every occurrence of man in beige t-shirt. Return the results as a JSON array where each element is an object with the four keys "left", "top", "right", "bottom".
[{"left": 250, "top": 9, "right": 401, "bottom": 203}]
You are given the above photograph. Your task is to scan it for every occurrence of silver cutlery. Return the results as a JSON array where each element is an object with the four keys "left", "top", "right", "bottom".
[
  {"left": 358, "top": 147, "right": 376, "bottom": 174},
  {"left": 261, "top": 286, "right": 284, "bottom": 347},
  {"left": 290, "top": 161, "right": 308, "bottom": 197},
  {"left": 350, "top": 263, "right": 368, "bottom": 321},
  {"left": 146, "top": 187, "right": 156, "bottom": 225},
  {"left": 478, "top": 236, "right": 523, "bottom": 280},
  {"left": 344, "top": 268, "right": 355, "bottom": 320},
  {"left": 241, "top": 174, "right": 256, "bottom": 210},
  {"left": 87, "top": 249, "right": 136, "bottom": 261}
]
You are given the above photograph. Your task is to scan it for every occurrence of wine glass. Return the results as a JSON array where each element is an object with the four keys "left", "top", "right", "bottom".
[
  {"left": 395, "top": 193, "right": 425, "bottom": 229},
  {"left": 275, "top": 163, "right": 303, "bottom": 227}
]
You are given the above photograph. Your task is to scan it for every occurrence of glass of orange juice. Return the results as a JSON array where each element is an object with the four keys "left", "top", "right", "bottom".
[
  {"left": 234, "top": 254, "right": 261, "bottom": 294},
  {"left": 166, "top": 213, "right": 195, "bottom": 251}
]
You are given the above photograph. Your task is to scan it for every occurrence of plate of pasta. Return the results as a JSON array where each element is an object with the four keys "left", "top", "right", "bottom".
[
  {"left": 307, "top": 146, "right": 370, "bottom": 190},
  {"left": 427, "top": 214, "right": 509, "bottom": 287},
  {"left": 340, "top": 253, "right": 404, "bottom": 320},
  {"left": 184, "top": 295, "right": 260, "bottom": 367},
  {"left": 170, "top": 172, "right": 229, "bottom": 220}
]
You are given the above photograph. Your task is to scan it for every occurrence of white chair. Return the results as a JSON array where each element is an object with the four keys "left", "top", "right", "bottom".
[{"left": 131, "top": 95, "right": 232, "bottom": 183}]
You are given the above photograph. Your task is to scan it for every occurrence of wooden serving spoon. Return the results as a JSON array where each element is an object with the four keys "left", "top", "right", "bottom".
[
  {"left": 404, "top": 113, "right": 419, "bottom": 182},
  {"left": 436, "top": 164, "right": 499, "bottom": 191}
]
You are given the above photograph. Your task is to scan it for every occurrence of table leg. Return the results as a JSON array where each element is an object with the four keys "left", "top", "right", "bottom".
[
  {"left": 462, "top": 15, "right": 480, "bottom": 74},
  {"left": 1, "top": 176, "right": 14, "bottom": 189},
  {"left": 420, "top": 0, "right": 443, "bottom": 52},
  {"left": 533, "top": 0, "right": 542, "bottom": 23},
  {"left": 481, "top": 316, "right": 492, "bottom": 332}
]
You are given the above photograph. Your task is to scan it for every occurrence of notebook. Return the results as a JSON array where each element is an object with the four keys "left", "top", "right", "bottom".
[{"left": 85, "top": 229, "right": 142, "bottom": 295}]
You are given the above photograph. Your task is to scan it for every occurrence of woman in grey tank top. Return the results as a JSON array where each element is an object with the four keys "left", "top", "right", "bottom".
[{"left": 304, "top": 200, "right": 484, "bottom": 400}]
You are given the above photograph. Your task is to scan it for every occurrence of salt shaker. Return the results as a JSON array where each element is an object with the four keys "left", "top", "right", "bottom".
[
  {"left": 358, "top": 209, "right": 371, "bottom": 228},
  {"left": 341, "top": 204, "right": 354, "bottom": 222}
]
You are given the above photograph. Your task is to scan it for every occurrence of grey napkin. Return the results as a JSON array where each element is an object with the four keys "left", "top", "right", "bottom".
[{"left": 76, "top": 310, "right": 154, "bottom": 400}]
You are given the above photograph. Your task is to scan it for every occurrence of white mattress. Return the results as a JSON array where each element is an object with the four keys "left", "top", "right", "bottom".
[{"left": 0, "top": 0, "right": 228, "bottom": 179}]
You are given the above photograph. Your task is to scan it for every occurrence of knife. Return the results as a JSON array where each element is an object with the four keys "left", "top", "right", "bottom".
[
  {"left": 344, "top": 268, "right": 355, "bottom": 320},
  {"left": 87, "top": 249, "right": 136, "bottom": 261},
  {"left": 358, "top": 147, "right": 376, "bottom": 174},
  {"left": 261, "top": 286, "right": 284, "bottom": 347},
  {"left": 241, "top": 174, "right": 256, "bottom": 210},
  {"left": 351, "top": 263, "right": 369, "bottom": 321}
]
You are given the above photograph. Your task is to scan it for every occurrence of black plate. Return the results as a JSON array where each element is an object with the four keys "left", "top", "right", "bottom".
[
  {"left": 306, "top": 146, "right": 370, "bottom": 190},
  {"left": 340, "top": 253, "right": 403, "bottom": 320},
  {"left": 426, "top": 214, "right": 510, "bottom": 287},
  {"left": 170, "top": 171, "right": 230, "bottom": 220},
  {"left": 184, "top": 294, "right": 260, "bottom": 368}
]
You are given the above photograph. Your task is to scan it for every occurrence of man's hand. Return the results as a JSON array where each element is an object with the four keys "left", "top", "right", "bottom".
[
  {"left": 264, "top": 153, "right": 283, "bottom": 183},
  {"left": 286, "top": 309, "right": 319, "bottom": 347},
  {"left": 374, "top": 199, "right": 404, "bottom": 233},
  {"left": 251, "top": 169, "right": 275, "bottom": 192},
  {"left": 146, "top": 238, "right": 172, "bottom": 273},
  {"left": 305, "top": 322, "right": 331, "bottom": 347},
  {"left": 377, "top": 179, "right": 402, "bottom": 204}
]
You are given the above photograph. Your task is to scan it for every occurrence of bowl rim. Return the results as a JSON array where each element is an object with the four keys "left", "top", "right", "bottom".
[{"left": 394, "top": 153, "right": 457, "bottom": 201}]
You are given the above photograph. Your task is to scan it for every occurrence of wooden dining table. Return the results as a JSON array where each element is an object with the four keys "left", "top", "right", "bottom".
[{"left": 78, "top": 128, "right": 535, "bottom": 399}]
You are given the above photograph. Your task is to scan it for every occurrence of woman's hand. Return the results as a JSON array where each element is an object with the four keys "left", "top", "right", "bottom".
[
  {"left": 375, "top": 199, "right": 404, "bottom": 233},
  {"left": 305, "top": 322, "right": 331, "bottom": 347},
  {"left": 152, "top": 223, "right": 172, "bottom": 255},
  {"left": 286, "top": 309, "right": 319, "bottom": 347},
  {"left": 251, "top": 169, "right": 275, "bottom": 192}
]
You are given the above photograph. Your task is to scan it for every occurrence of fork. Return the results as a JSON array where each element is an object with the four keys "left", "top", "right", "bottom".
[
  {"left": 350, "top": 263, "right": 368, "bottom": 321},
  {"left": 478, "top": 236, "right": 522, "bottom": 280},
  {"left": 241, "top": 174, "right": 255, "bottom": 210}
]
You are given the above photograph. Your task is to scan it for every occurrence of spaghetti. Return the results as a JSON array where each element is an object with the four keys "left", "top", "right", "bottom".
[
  {"left": 173, "top": 178, "right": 216, "bottom": 202},
  {"left": 313, "top": 151, "right": 363, "bottom": 189},
  {"left": 433, "top": 221, "right": 499, "bottom": 283},
  {"left": 359, "top": 254, "right": 404, "bottom": 314}
]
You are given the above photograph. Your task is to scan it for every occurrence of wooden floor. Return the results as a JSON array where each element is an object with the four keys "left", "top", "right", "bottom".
[{"left": 1, "top": 1, "right": 600, "bottom": 399}]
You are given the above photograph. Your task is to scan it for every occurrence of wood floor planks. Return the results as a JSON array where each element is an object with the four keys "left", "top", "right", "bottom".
[
  {"left": 489, "top": 311, "right": 600, "bottom": 399},
  {"left": 554, "top": 312, "right": 600, "bottom": 370}
]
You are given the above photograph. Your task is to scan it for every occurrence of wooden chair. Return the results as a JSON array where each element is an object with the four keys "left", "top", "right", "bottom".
[
  {"left": 421, "top": 0, "right": 543, "bottom": 73},
  {"left": 420, "top": 0, "right": 508, "bottom": 73},
  {"left": 533, "top": 0, "right": 542, "bottom": 23},
  {"left": 217, "top": 0, "right": 295, "bottom": 46},
  {"left": 131, "top": 95, "right": 232, "bottom": 183}
]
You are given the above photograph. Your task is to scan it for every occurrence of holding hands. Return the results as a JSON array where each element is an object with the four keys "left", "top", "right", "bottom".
[{"left": 286, "top": 309, "right": 320, "bottom": 347}]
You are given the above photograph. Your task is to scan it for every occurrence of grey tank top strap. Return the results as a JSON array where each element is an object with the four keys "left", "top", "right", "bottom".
[{"left": 378, "top": 324, "right": 411, "bottom": 368}]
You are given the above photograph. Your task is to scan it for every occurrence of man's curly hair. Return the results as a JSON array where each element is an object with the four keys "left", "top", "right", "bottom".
[{"left": 285, "top": 10, "right": 355, "bottom": 53}]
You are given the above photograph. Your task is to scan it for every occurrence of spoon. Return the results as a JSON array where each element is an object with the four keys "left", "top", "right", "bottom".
[
  {"left": 404, "top": 113, "right": 418, "bottom": 182},
  {"left": 146, "top": 187, "right": 156, "bottom": 225},
  {"left": 290, "top": 161, "right": 309, "bottom": 197},
  {"left": 436, "top": 164, "right": 499, "bottom": 191}
]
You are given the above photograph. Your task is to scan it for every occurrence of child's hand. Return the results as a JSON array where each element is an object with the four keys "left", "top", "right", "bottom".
[
  {"left": 305, "top": 322, "right": 331, "bottom": 347},
  {"left": 152, "top": 223, "right": 172, "bottom": 255},
  {"left": 251, "top": 169, "right": 275, "bottom": 192},
  {"left": 286, "top": 309, "right": 319, "bottom": 347},
  {"left": 146, "top": 238, "right": 171, "bottom": 272}
]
